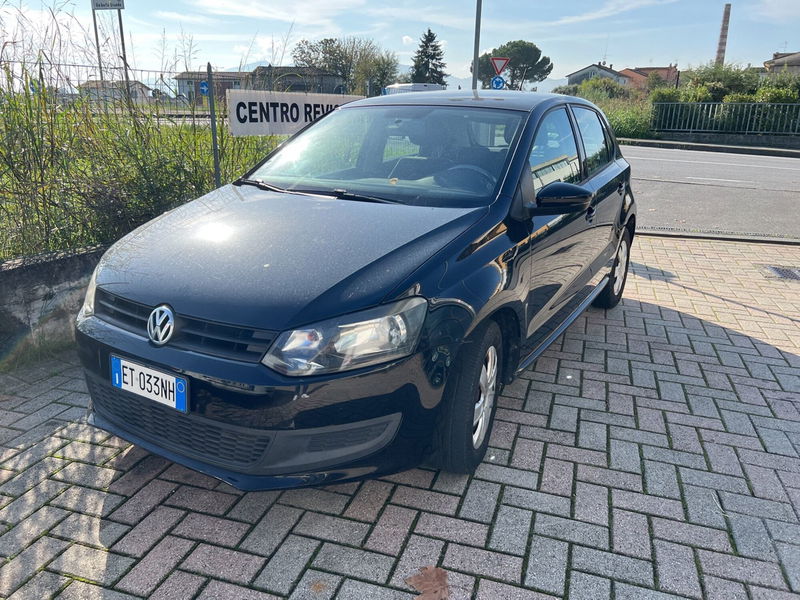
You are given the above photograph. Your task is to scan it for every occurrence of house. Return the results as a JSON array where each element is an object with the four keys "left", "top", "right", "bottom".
[
  {"left": 173, "top": 67, "right": 345, "bottom": 105},
  {"left": 764, "top": 52, "right": 800, "bottom": 74},
  {"left": 174, "top": 71, "right": 250, "bottom": 105},
  {"left": 618, "top": 65, "right": 679, "bottom": 90},
  {"left": 565, "top": 63, "right": 628, "bottom": 86},
  {"left": 78, "top": 80, "right": 153, "bottom": 103},
  {"left": 249, "top": 66, "right": 344, "bottom": 94}
]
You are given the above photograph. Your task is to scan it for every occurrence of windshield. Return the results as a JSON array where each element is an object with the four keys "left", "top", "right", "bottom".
[{"left": 249, "top": 105, "right": 525, "bottom": 207}]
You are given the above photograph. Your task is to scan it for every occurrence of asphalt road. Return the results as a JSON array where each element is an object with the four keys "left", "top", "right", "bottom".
[{"left": 622, "top": 145, "right": 800, "bottom": 240}]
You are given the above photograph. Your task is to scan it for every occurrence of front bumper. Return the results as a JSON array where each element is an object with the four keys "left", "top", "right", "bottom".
[{"left": 76, "top": 314, "right": 445, "bottom": 490}]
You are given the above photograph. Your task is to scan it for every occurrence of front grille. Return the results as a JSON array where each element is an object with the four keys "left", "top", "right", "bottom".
[
  {"left": 95, "top": 289, "right": 277, "bottom": 362},
  {"left": 307, "top": 422, "right": 389, "bottom": 452},
  {"left": 762, "top": 265, "right": 800, "bottom": 281},
  {"left": 88, "top": 378, "right": 271, "bottom": 467}
]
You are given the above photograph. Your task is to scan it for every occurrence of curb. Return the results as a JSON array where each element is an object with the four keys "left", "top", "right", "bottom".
[
  {"left": 619, "top": 138, "right": 800, "bottom": 159},
  {"left": 638, "top": 229, "right": 800, "bottom": 246}
]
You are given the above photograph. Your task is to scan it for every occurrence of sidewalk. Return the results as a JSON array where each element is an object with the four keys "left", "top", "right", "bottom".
[
  {"left": 619, "top": 137, "right": 800, "bottom": 159},
  {"left": 1, "top": 235, "right": 799, "bottom": 599}
]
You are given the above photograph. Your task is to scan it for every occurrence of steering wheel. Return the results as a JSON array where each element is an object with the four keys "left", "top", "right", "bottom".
[{"left": 437, "top": 164, "right": 496, "bottom": 191}]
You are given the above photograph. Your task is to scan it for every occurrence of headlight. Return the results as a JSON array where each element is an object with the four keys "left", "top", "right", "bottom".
[
  {"left": 79, "top": 267, "right": 99, "bottom": 318},
  {"left": 262, "top": 297, "right": 427, "bottom": 376}
]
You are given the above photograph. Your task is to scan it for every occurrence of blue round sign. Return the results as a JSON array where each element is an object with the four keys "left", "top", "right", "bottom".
[
  {"left": 199, "top": 81, "right": 209, "bottom": 96},
  {"left": 490, "top": 75, "right": 505, "bottom": 90}
]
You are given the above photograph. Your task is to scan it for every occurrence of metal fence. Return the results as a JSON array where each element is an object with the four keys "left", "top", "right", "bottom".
[{"left": 652, "top": 102, "right": 800, "bottom": 135}]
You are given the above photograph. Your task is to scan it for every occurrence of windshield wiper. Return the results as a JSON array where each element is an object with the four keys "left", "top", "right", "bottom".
[
  {"left": 295, "top": 188, "right": 403, "bottom": 204},
  {"left": 235, "top": 178, "right": 289, "bottom": 193}
]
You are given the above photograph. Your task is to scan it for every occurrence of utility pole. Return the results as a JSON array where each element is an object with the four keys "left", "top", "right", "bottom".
[{"left": 471, "top": 0, "right": 482, "bottom": 90}]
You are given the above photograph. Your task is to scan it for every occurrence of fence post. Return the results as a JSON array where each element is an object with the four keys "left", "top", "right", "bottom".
[{"left": 207, "top": 62, "right": 221, "bottom": 188}]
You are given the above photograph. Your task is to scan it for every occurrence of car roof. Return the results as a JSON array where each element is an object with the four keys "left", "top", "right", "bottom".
[{"left": 346, "top": 90, "right": 590, "bottom": 113}]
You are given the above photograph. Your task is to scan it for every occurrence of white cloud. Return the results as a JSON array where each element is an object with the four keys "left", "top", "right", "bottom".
[
  {"left": 154, "top": 11, "right": 214, "bottom": 25},
  {"left": 751, "top": 0, "right": 800, "bottom": 21},
  {"left": 190, "top": 0, "right": 364, "bottom": 30},
  {"left": 402, "top": 35, "right": 414, "bottom": 45},
  {"left": 541, "top": 0, "right": 679, "bottom": 27}
]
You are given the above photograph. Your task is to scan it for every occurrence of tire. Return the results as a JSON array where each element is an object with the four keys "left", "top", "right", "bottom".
[
  {"left": 593, "top": 227, "right": 631, "bottom": 309},
  {"left": 434, "top": 320, "right": 503, "bottom": 473}
]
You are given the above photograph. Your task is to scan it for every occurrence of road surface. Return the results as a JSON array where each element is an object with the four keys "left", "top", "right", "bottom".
[{"left": 622, "top": 145, "right": 800, "bottom": 240}]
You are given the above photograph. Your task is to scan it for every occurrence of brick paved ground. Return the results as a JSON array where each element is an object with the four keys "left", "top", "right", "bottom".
[{"left": 1, "top": 235, "right": 800, "bottom": 599}]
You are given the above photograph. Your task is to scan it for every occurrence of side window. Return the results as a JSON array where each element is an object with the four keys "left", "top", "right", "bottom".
[
  {"left": 528, "top": 108, "right": 581, "bottom": 190},
  {"left": 573, "top": 107, "right": 612, "bottom": 177}
]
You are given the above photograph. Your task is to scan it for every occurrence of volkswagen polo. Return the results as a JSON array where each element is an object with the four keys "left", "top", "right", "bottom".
[{"left": 76, "top": 90, "right": 636, "bottom": 490}]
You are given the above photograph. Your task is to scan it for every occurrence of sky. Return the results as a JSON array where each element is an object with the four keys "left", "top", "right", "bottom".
[{"left": 4, "top": 0, "right": 800, "bottom": 85}]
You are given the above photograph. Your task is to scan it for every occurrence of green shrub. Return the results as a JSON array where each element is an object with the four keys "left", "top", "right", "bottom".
[
  {"left": 682, "top": 63, "right": 759, "bottom": 95},
  {"left": 552, "top": 84, "right": 579, "bottom": 96},
  {"left": 722, "top": 92, "right": 757, "bottom": 103},
  {"left": 578, "top": 76, "right": 630, "bottom": 100},
  {"left": 680, "top": 85, "right": 712, "bottom": 103},
  {"left": 754, "top": 86, "right": 799, "bottom": 103},
  {"left": 650, "top": 88, "right": 680, "bottom": 103}
]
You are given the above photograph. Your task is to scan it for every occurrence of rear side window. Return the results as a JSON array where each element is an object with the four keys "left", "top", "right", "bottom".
[
  {"left": 528, "top": 108, "right": 581, "bottom": 190},
  {"left": 572, "top": 106, "right": 612, "bottom": 177}
]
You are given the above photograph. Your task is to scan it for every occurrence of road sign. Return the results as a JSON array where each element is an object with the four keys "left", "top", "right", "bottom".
[
  {"left": 490, "top": 76, "right": 505, "bottom": 90},
  {"left": 91, "top": 0, "right": 124, "bottom": 9},
  {"left": 228, "top": 90, "right": 364, "bottom": 137},
  {"left": 490, "top": 57, "right": 510, "bottom": 75},
  {"left": 199, "top": 81, "right": 209, "bottom": 96}
]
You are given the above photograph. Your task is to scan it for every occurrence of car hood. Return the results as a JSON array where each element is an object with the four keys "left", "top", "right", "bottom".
[{"left": 97, "top": 184, "right": 485, "bottom": 330}]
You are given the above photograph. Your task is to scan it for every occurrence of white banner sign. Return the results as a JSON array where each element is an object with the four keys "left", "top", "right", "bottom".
[
  {"left": 227, "top": 90, "right": 364, "bottom": 137},
  {"left": 92, "top": 0, "right": 124, "bottom": 9}
]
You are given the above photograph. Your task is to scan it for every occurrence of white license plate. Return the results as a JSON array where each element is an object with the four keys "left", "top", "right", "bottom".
[{"left": 110, "top": 356, "right": 188, "bottom": 411}]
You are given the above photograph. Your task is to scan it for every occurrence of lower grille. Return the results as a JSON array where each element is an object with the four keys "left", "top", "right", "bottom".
[{"left": 87, "top": 378, "right": 271, "bottom": 467}]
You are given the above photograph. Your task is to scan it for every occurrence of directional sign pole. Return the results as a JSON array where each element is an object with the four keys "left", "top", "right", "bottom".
[
  {"left": 207, "top": 63, "right": 221, "bottom": 188},
  {"left": 117, "top": 8, "right": 131, "bottom": 102},
  {"left": 91, "top": 9, "right": 104, "bottom": 83},
  {"left": 471, "top": 0, "right": 482, "bottom": 90}
]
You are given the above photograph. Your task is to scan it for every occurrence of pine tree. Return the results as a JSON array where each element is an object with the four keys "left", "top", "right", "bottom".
[{"left": 411, "top": 29, "right": 448, "bottom": 85}]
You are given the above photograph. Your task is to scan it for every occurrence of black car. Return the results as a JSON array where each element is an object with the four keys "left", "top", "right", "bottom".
[{"left": 76, "top": 91, "right": 635, "bottom": 490}]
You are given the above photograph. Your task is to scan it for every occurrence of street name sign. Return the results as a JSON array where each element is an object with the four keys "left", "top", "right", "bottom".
[
  {"left": 227, "top": 90, "right": 364, "bottom": 136},
  {"left": 92, "top": 0, "right": 124, "bottom": 9},
  {"left": 490, "top": 57, "right": 510, "bottom": 75}
]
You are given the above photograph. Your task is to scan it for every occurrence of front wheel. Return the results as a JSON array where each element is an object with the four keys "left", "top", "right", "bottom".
[
  {"left": 433, "top": 320, "right": 503, "bottom": 473},
  {"left": 593, "top": 227, "right": 631, "bottom": 309}
]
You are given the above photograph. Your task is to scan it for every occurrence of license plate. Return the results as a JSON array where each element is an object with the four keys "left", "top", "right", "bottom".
[{"left": 110, "top": 356, "right": 188, "bottom": 412}]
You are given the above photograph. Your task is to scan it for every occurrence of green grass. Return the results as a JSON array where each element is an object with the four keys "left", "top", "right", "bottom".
[{"left": 0, "top": 69, "right": 279, "bottom": 261}]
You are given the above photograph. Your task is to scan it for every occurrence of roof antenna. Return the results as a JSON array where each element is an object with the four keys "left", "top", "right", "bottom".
[{"left": 602, "top": 34, "right": 610, "bottom": 64}]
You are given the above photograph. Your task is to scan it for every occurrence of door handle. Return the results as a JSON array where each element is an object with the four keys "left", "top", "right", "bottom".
[
  {"left": 586, "top": 206, "right": 596, "bottom": 221},
  {"left": 617, "top": 182, "right": 625, "bottom": 195}
]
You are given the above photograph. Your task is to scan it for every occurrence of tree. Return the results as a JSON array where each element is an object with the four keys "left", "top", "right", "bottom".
[
  {"left": 646, "top": 72, "right": 667, "bottom": 92},
  {"left": 363, "top": 50, "right": 399, "bottom": 95},
  {"left": 292, "top": 36, "right": 381, "bottom": 94},
  {"left": 477, "top": 40, "right": 552, "bottom": 89},
  {"left": 411, "top": 29, "right": 448, "bottom": 85}
]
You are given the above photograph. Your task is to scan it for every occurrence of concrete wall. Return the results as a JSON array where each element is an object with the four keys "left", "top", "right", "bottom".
[
  {"left": 1, "top": 247, "right": 105, "bottom": 365},
  {"left": 658, "top": 132, "right": 800, "bottom": 150}
]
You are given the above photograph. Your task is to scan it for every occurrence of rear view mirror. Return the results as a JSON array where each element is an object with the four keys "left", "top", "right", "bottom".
[{"left": 527, "top": 182, "right": 593, "bottom": 214}]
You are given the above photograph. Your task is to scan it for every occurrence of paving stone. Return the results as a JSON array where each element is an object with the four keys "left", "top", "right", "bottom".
[
  {"left": 56, "top": 581, "right": 139, "bottom": 600},
  {"left": 0, "top": 457, "right": 69, "bottom": 496},
  {"left": 0, "top": 505, "right": 69, "bottom": 558},
  {"left": 679, "top": 467, "right": 750, "bottom": 494},
  {"left": 342, "top": 480, "right": 393, "bottom": 522},
  {"left": 240, "top": 504, "right": 303, "bottom": 557},
  {"left": 443, "top": 542, "right": 522, "bottom": 584},
  {"left": 727, "top": 513, "right": 777, "bottom": 561},
  {"left": 651, "top": 517, "right": 732, "bottom": 552},
  {"left": 654, "top": 540, "right": 702, "bottom": 598},
  {"left": 108, "top": 479, "right": 178, "bottom": 525},
  {"left": 50, "top": 513, "right": 129, "bottom": 548},
  {"left": 576, "top": 464, "right": 643, "bottom": 492},
  {"left": 106, "top": 455, "right": 169, "bottom": 496},
  {"left": 0, "top": 536, "right": 69, "bottom": 596},
  {"left": 223, "top": 491, "right": 280, "bottom": 524},
  {"left": 475, "top": 462, "right": 538, "bottom": 489},
  {"left": 458, "top": 479, "right": 500, "bottom": 523},
  {"left": 364, "top": 505, "right": 417, "bottom": 555},
  {"left": 293, "top": 512, "right": 370, "bottom": 546},
  {"left": 523, "top": 534, "right": 568, "bottom": 595},
  {"left": 538, "top": 458, "right": 573, "bottom": 496},
  {"left": 287, "top": 569, "right": 341, "bottom": 600},
  {"left": 389, "top": 535, "right": 444, "bottom": 590},
  {"left": 391, "top": 485, "right": 459, "bottom": 516},
  {"left": 0, "top": 479, "right": 68, "bottom": 524},
  {"left": 312, "top": 542, "right": 394, "bottom": 584},
  {"left": 115, "top": 535, "right": 195, "bottom": 596},
  {"left": 614, "top": 582, "right": 690, "bottom": 599},
  {"left": 612, "top": 489, "right": 684, "bottom": 520},
  {"left": 415, "top": 513, "right": 488, "bottom": 547},
  {"left": 571, "top": 546, "right": 654, "bottom": 587},
  {"left": 279, "top": 488, "right": 349, "bottom": 514},
  {"left": 748, "top": 586, "right": 800, "bottom": 600},
  {"left": 510, "top": 438, "right": 544, "bottom": 471},
  {"left": 336, "top": 579, "right": 413, "bottom": 599},
  {"left": 703, "top": 576, "right": 748, "bottom": 600},
  {"left": 6, "top": 570, "right": 69, "bottom": 600},
  {"left": 476, "top": 579, "right": 557, "bottom": 599},
  {"left": 50, "top": 543, "right": 134, "bottom": 587},
  {"left": 611, "top": 439, "right": 641, "bottom": 473},
  {"left": 195, "top": 579, "right": 280, "bottom": 599},
  {"left": 698, "top": 549, "right": 788, "bottom": 589},
  {"left": 683, "top": 484, "right": 727, "bottom": 529},
  {"left": 720, "top": 492, "right": 797, "bottom": 523},
  {"left": 252, "top": 535, "right": 320, "bottom": 595},
  {"left": 112, "top": 505, "right": 184, "bottom": 557},
  {"left": 147, "top": 570, "right": 206, "bottom": 600},
  {"left": 489, "top": 505, "right": 532, "bottom": 556},
  {"left": 534, "top": 513, "right": 609, "bottom": 549},
  {"left": 776, "top": 542, "right": 800, "bottom": 592},
  {"left": 182, "top": 544, "right": 265, "bottom": 585},
  {"left": 50, "top": 485, "right": 124, "bottom": 518},
  {"left": 164, "top": 485, "right": 237, "bottom": 515},
  {"left": 644, "top": 460, "right": 680, "bottom": 498},
  {"left": 503, "top": 486, "right": 571, "bottom": 517},
  {"left": 613, "top": 509, "right": 651, "bottom": 559},
  {"left": 573, "top": 481, "right": 608, "bottom": 526}
]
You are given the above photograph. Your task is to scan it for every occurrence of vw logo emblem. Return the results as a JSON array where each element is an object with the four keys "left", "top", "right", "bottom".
[{"left": 147, "top": 305, "right": 175, "bottom": 346}]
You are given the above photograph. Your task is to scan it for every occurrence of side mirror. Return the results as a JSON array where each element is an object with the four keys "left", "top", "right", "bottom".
[{"left": 526, "top": 181, "right": 594, "bottom": 214}]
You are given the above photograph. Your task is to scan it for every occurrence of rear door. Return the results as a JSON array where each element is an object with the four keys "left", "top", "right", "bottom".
[{"left": 569, "top": 105, "right": 628, "bottom": 275}]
